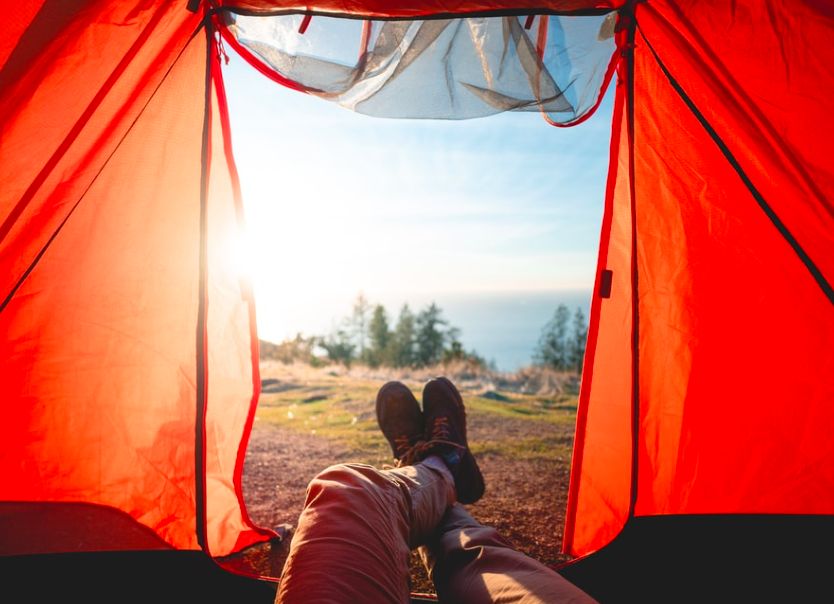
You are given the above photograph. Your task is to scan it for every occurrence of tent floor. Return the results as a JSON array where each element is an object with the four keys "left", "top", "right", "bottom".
[
  {"left": 1, "top": 549, "right": 280, "bottom": 603},
  {"left": 3, "top": 509, "right": 834, "bottom": 602},
  {"left": 557, "top": 514, "right": 834, "bottom": 604},
  {"left": 0, "top": 502, "right": 436, "bottom": 602},
  {"left": 0, "top": 550, "right": 446, "bottom": 603}
]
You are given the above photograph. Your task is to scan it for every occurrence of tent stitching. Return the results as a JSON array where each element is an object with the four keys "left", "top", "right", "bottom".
[
  {"left": 0, "top": 25, "right": 207, "bottom": 316},
  {"left": 0, "top": 8, "right": 171, "bottom": 249},
  {"left": 635, "top": 20, "right": 834, "bottom": 306}
]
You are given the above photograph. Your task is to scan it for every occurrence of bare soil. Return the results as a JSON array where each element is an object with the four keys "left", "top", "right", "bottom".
[{"left": 220, "top": 363, "right": 578, "bottom": 596}]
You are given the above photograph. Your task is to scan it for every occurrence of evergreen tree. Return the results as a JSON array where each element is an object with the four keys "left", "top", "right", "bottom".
[
  {"left": 350, "top": 292, "right": 372, "bottom": 357},
  {"left": 440, "top": 331, "right": 486, "bottom": 368},
  {"left": 366, "top": 304, "right": 391, "bottom": 368},
  {"left": 442, "top": 339, "right": 466, "bottom": 364},
  {"left": 318, "top": 324, "right": 356, "bottom": 367},
  {"left": 415, "top": 302, "right": 449, "bottom": 367},
  {"left": 568, "top": 306, "right": 588, "bottom": 372},
  {"left": 388, "top": 304, "right": 417, "bottom": 368},
  {"left": 440, "top": 326, "right": 463, "bottom": 363},
  {"left": 534, "top": 303, "right": 571, "bottom": 370}
]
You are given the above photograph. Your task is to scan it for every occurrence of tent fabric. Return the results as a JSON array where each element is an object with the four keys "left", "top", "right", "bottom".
[
  {"left": 204, "top": 42, "right": 272, "bottom": 555},
  {"left": 0, "top": 1, "right": 270, "bottom": 558},
  {"left": 563, "top": 42, "right": 634, "bottom": 556},
  {"left": 1, "top": 0, "right": 622, "bottom": 565},
  {"left": 565, "top": 0, "right": 834, "bottom": 557},
  {"left": 3, "top": 0, "right": 834, "bottom": 589},
  {"left": 223, "top": 12, "right": 620, "bottom": 124},
  {"left": 1, "top": 0, "right": 205, "bottom": 551}
]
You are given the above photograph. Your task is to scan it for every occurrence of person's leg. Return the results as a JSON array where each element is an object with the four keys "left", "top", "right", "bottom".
[
  {"left": 276, "top": 382, "right": 455, "bottom": 604},
  {"left": 419, "top": 503, "right": 600, "bottom": 604},
  {"left": 275, "top": 461, "right": 454, "bottom": 604}
]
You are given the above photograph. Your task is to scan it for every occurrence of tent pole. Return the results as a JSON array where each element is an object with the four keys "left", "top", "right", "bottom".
[
  {"left": 195, "top": 18, "right": 212, "bottom": 551},
  {"left": 625, "top": 8, "right": 640, "bottom": 520}
]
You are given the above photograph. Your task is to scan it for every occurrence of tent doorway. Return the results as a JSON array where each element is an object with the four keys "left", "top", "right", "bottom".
[{"left": 215, "top": 31, "right": 614, "bottom": 592}]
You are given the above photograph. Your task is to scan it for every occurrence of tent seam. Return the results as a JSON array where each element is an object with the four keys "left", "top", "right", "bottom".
[
  {"left": 634, "top": 20, "right": 834, "bottom": 307},
  {"left": 0, "top": 18, "right": 207, "bottom": 316}
]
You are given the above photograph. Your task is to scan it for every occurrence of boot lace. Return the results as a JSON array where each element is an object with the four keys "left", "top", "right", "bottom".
[
  {"left": 388, "top": 438, "right": 427, "bottom": 468},
  {"left": 430, "top": 417, "right": 451, "bottom": 440},
  {"left": 421, "top": 417, "right": 466, "bottom": 456},
  {"left": 386, "top": 418, "right": 465, "bottom": 469},
  {"left": 394, "top": 435, "right": 413, "bottom": 457}
]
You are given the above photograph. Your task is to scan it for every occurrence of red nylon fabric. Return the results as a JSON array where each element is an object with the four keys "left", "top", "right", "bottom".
[
  {"left": 204, "top": 40, "right": 274, "bottom": 556},
  {"left": 565, "top": 0, "right": 834, "bottom": 557},
  {"left": 632, "top": 0, "right": 834, "bottom": 516},
  {"left": 0, "top": 1, "right": 269, "bottom": 557},
  {"left": 562, "top": 52, "right": 632, "bottom": 556},
  {"left": 0, "top": 3, "right": 205, "bottom": 550},
  {"left": 5, "top": 0, "right": 834, "bottom": 571}
]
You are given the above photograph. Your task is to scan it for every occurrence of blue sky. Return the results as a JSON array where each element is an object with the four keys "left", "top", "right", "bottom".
[{"left": 220, "top": 46, "right": 614, "bottom": 343}]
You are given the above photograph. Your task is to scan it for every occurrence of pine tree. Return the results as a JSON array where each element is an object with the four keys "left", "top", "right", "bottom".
[
  {"left": 389, "top": 304, "right": 417, "bottom": 368},
  {"left": 568, "top": 306, "right": 588, "bottom": 372},
  {"left": 366, "top": 304, "right": 391, "bottom": 367},
  {"left": 534, "top": 303, "right": 571, "bottom": 370},
  {"left": 415, "top": 302, "right": 449, "bottom": 367},
  {"left": 350, "top": 292, "right": 372, "bottom": 357},
  {"left": 318, "top": 324, "right": 356, "bottom": 367}
]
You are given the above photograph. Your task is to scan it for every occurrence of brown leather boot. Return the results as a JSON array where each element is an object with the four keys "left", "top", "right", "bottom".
[
  {"left": 421, "top": 377, "right": 485, "bottom": 504},
  {"left": 375, "top": 381, "right": 425, "bottom": 467}
]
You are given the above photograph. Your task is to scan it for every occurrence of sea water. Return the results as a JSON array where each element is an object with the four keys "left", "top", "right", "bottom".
[{"left": 422, "top": 289, "right": 592, "bottom": 372}]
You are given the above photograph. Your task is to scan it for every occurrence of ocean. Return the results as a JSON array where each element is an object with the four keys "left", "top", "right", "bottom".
[
  {"left": 426, "top": 289, "right": 592, "bottom": 372},
  {"left": 255, "top": 288, "right": 593, "bottom": 373}
]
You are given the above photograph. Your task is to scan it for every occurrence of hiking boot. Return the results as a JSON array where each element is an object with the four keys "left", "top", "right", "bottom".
[
  {"left": 376, "top": 381, "right": 425, "bottom": 467},
  {"left": 421, "top": 377, "right": 485, "bottom": 504}
]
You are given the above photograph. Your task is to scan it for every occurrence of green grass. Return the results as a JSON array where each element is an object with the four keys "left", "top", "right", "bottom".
[
  {"left": 255, "top": 376, "right": 578, "bottom": 464},
  {"left": 471, "top": 437, "right": 574, "bottom": 460},
  {"left": 466, "top": 394, "right": 578, "bottom": 426}
]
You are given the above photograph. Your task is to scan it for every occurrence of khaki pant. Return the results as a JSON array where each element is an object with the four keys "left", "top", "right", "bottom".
[{"left": 276, "top": 463, "right": 598, "bottom": 604}]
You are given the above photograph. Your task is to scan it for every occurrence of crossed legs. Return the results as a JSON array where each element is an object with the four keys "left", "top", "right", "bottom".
[{"left": 275, "top": 378, "right": 599, "bottom": 604}]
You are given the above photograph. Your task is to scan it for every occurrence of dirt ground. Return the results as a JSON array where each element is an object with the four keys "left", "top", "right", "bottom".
[{"left": 220, "top": 364, "right": 578, "bottom": 596}]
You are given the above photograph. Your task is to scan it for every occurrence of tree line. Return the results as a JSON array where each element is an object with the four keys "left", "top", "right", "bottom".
[
  {"left": 260, "top": 293, "right": 485, "bottom": 369},
  {"left": 260, "top": 294, "right": 589, "bottom": 373},
  {"left": 318, "top": 293, "right": 486, "bottom": 368}
]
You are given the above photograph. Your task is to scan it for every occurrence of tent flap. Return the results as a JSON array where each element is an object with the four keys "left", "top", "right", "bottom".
[
  {"left": 565, "top": 0, "right": 834, "bottom": 558},
  {"left": 0, "top": 1, "right": 269, "bottom": 557}
]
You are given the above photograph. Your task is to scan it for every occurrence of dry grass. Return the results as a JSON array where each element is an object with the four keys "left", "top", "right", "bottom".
[{"left": 262, "top": 358, "right": 581, "bottom": 397}]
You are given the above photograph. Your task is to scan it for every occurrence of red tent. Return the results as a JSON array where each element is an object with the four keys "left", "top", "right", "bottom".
[{"left": 2, "top": 1, "right": 833, "bottom": 602}]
